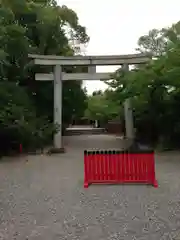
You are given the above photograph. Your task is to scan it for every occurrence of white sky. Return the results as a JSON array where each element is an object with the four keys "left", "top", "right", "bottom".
[{"left": 57, "top": 0, "right": 180, "bottom": 94}]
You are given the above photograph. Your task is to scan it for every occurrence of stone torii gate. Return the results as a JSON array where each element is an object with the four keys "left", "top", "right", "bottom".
[{"left": 29, "top": 53, "right": 149, "bottom": 151}]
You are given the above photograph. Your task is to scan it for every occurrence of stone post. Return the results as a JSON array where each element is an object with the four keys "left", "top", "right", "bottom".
[
  {"left": 54, "top": 65, "right": 63, "bottom": 151},
  {"left": 123, "top": 64, "right": 134, "bottom": 140}
]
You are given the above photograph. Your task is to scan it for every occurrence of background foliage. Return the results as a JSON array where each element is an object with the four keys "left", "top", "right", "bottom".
[
  {"left": 105, "top": 21, "right": 180, "bottom": 148},
  {"left": 85, "top": 21, "right": 180, "bottom": 149}
]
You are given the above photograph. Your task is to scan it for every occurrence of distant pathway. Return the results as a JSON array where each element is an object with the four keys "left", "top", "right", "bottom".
[{"left": 63, "top": 134, "right": 127, "bottom": 151}]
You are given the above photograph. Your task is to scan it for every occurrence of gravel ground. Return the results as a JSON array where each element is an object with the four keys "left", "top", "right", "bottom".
[{"left": 0, "top": 135, "right": 180, "bottom": 239}]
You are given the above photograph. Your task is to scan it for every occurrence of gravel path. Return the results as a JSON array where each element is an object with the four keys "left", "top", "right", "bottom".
[{"left": 0, "top": 135, "right": 180, "bottom": 239}]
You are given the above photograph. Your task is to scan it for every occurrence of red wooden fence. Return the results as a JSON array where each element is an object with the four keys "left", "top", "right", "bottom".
[{"left": 84, "top": 150, "right": 158, "bottom": 188}]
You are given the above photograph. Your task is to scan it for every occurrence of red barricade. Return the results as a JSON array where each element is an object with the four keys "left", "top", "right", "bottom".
[{"left": 84, "top": 150, "right": 158, "bottom": 188}]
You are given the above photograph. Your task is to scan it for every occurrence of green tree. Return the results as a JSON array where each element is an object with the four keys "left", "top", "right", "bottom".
[
  {"left": 136, "top": 29, "right": 167, "bottom": 56},
  {"left": 107, "top": 21, "right": 180, "bottom": 148},
  {"left": 0, "top": 0, "right": 89, "bottom": 154},
  {"left": 84, "top": 90, "right": 120, "bottom": 124}
]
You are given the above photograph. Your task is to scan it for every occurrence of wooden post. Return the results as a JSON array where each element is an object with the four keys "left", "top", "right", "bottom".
[
  {"left": 123, "top": 64, "right": 134, "bottom": 140},
  {"left": 54, "top": 65, "right": 63, "bottom": 150}
]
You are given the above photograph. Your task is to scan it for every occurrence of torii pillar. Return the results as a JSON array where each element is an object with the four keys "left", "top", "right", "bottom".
[
  {"left": 54, "top": 65, "right": 63, "bottom": 150},
  {"left": 123, "top": 64, "right": 134, "bottom": 140}
]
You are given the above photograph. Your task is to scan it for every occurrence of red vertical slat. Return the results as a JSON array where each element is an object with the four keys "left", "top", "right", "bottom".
[
  {"left": 130, "top": 153, "right": 134, "bottom": 182},
  {"left": 103, "top": 152, "right": 105, "bottom": 181},
  {"left": 122, "top": 152, "right": 125, "bottom": 182},
  {"left": 141, "top": 153, "right": 145, "bottom": 182},
  {"left": 128, "top": 152, "right": 132, "bottom": 181},
  {"left": 110, "top": 152, "right": 113, "bottom": 180},
  {"left": 146, "top": 154, "right": 150, "bottom": 182},
  {"left": 136, "top": 153, "right": 140, "bottom": 182},
  {"left": 99, "top": 152, "right": 103, "bottom": 181},
  {"left": 86, "top": 153, "right": 89, "bottom": 182},
  {"left": 124, "top": 152, "right": 126, "bottom": 181},
  {"left": 90, "top": 152, "right": 94, "bottom": 182},
  {"left": 107, "top": 152, "right": 110, "bottom": 180},
  {"left": 102, "top": 152, "right": 105, "bottom": 180},
  {"left": 145, "top": 153, "right": 149, "bottom": 183},
  {"left": 136, "top": 153, "right": 139, "bottom": 181},
  {"left": 107, "top": 152, "right": 110, "bottom": 181},
  {"left": 113, "top": 152, "right": 116, "bottom": 181},
  {"left": 96, "top": 152, "right": 99, "bottom": 181},
  {"left": 87, "top": 153, "right": 90, "bottom": 182},
  {"left": 129, "top": 153, "right": 132, "bottom": 181},
  {"left": 133, "top": 154, "right": 137, "bottom": 182},
  {"left": 119, "top": 152, "right": 123, "bottom": 182},
  {"left": 124, "top": 152, "right": 127, "bottom": 182},
  {"left": 126, "top": 152, "right": 130, "bottom": 181},
  {"left": 105, "top": 152, "right": 108, "bottom": 180},
  {"left": 147, "top": 153, "right": 152, "bottom": 184},
  {"left": 86, "top": 153, "right": 89, "bottom": 180},
  {"left": 146, "top": 154, "right": 149, "bottom": 182},
  {"left": 151, "top": 153, "right": 158, "bottom": 187},
  {"left": 107, "top": 153, "right": 109, "bottom": 181},
  {"left": 147, "top": 153, "right": 151, "bottom": 182},
  {"left": 142, "top": 154, "right": 146, "bottom": 181},
  {"left": 84, "top": 151, "right": 88, "bottom": 188},
  {"left": 115, "top": 151, "right": 118, "bottom": 181},
  {"left": 128, "top": 153, "right": 132, "bottom": 181},
  {"left": 125, "top": 152, "right": 129, "bottom": 181},
  {"left": 113, "top": 151, "right": 118, "bottom": 182},
  {"left": 94, "top": 152, "right": 98, "bottom": 181},
  {"left": 111, "top": 152, "right": 113, "bottom": 181},
  {"left": 144, "top": 153, "right": 148, "bottom": 182},
  {"left": 142, "top": 153, "right": 147, "bottom": 182},
  {"left": 132, "top": 154, "right": 137, "bottom": 181},
  {"left": 129, "top": 152, "right": 132, "bottom": 181},
  {"left": 87, "top": 153, "right": 90, "bottom": 184},
  {"left": 104, "top": 151, "right": 108, "bottom": 182},
  {"left": 137, "top": 154, "right": 141, "bottom": 181},
  {"left": 150, "top": 153, "right": 155, "bottom": 184},
  {"left": 117, "top": 152, "right": 120, "bottom": 181},
  {"left": 94, "top": 152, "right": 97, "bottom": 181},
  {"left": 110, "top": 151, "right": 114, "bottom": 180},
  {"left": 139, "top": 153, "right": 144, "bottom": 181},
  {"left": 141, "top": 153, "right": 144, "bottom": 181}
]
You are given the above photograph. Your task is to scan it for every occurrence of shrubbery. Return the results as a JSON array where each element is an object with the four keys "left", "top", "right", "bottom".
[{"left": 0, "top": 82, "right": 58, "bottom": 155}]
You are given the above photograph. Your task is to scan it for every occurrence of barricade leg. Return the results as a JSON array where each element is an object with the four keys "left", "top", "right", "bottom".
[
  {"left": 84, "top": 150, "right": 89, "bottom": 188},
  {"left": 153, "top": 179, "right": 158, "bottom": 188},
  {"left": 151, "top": 153, "right": 158, "bottom": 188},
  {"left": 84, "top": 182, "right": 89, "bottom": 188}
]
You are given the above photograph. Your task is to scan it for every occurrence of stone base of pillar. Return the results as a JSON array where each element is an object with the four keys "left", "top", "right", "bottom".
[
  {"left": 124, "top": 138, "right": 134, "bottom": 150},
  {"left": 46, "top": 147, "right": 65, "bottom": 155}
]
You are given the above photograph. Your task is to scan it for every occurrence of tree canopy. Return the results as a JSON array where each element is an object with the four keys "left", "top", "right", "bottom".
[
  {"left": 106, "top": 21, "right": 180, "bottom": 148},
  {"left": 84, "top": 89, "right": 120, "bottom": 123},
  {"left": 0, "top": 0, "right": 89, "bottom": 153},
  {"left": 84, "top": 20, "right": 180, "bottom": 149}
]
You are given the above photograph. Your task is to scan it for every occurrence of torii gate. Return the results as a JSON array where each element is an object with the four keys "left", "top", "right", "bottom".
[{"left": 29, "top": 53, "right": 149, "bottom": 151}]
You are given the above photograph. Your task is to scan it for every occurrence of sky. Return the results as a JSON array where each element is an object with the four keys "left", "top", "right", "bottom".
[{"left": 57, "top": 0, "right": 180, "bottom": 94}]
